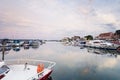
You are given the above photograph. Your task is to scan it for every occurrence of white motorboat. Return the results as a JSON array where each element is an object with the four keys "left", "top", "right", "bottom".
[
  {"left": 87, "top": 40, "right": 112, "bottom": 47},
  {"left": 86, "top": 40, "right": 120, "bottom": 50},
  {"left": 31, "top": 41, "right": 39, "bottom": 46},
  {"left": 86, "top": 40, "right": 120, "bottom": 51},
  {"left": 0, "top": 59, "right": 56, "bottom": 80}
]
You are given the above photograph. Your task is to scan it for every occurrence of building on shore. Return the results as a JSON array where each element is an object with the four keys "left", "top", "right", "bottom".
[
  {"left": 96, "top": 32, "right": 114, "bottom": 40},
  {"left": 96, "top": 30, "right": 120, "bottom": 40},
  {"left": 62, "top": 37, "right": 71, "bottom": 42},
  {"left": 71, "top": 36, "right": 80, "bottom": 41}
]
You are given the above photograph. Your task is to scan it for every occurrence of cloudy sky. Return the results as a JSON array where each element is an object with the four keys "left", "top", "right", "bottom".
[{"left": 0, "top": 0, "right": 120, "bottom": 39}]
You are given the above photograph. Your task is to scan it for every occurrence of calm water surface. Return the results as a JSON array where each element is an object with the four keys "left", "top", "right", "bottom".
[{"left": 1, "top": 42, "right": 120, "bottom": 80}]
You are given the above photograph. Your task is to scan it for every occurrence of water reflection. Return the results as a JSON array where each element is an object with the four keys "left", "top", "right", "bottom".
[
  {"left": 24, "top": 46, "right": 30, "bottom": 50},
  {"left": 0, "top": 42, "right": 40, "bottom": 52},
  {"left": 31, "top": 45, "right": 39, "bottom": 49},
  {"left": 13, "top": 47, "right": 21, "bottom": 52},
  {"left": 0, "top": 46, "right": 11, "bottom": 52},
  {"left": 62, "top": 41, "right": 86, "bottom": 49},
  {"left": 0, "top": 46, "right": 11, "bottom": 55},
  {"left": 87, "top": 47, "right": 119, "bottom": 58},
  {"left": 62, "top": 41, "right": 120, "bottom": 57}
]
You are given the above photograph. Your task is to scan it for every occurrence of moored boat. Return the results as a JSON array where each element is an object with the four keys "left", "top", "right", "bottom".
[
  {"left": 31, "top": 40, "right": 39, "bottom": 46},
  {"left": 86, "top": 40, "right": 120, "bottom": 50},
  {"left": 0, "top": 59, "right": 56, "bottom": 80}
]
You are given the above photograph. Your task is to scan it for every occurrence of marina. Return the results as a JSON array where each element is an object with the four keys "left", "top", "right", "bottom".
[
  {"left": 0, "top": 40, "right": 56, "bottom": 80},
  {"left": 0, "top": 41, "right": 120, "bottom": 80},
  {"left": 0, "top": 0, "right": 120, "bottom": 80}
]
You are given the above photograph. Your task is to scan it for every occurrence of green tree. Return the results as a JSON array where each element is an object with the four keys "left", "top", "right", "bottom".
[
  {"left": 115, "top": 30, "right": 120, "bottom": 39},
  {"left": 85, "top": 35, "right": 93, "bottom": 40}
]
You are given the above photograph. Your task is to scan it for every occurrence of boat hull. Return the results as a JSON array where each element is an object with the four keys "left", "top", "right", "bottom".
[
  {"left": 0, "top": 74, "right": 5, "bottom": 79},
  {"left": 40, "top": 70, "right": 52, "bottom": 80}
]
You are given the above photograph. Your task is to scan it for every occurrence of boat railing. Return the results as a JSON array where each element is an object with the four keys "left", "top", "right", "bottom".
[
  {"left": 4, "top": 59, "right": 56, "bottom": 69},
  {"left": 4, "top": 59, "right": 56, "bottom": 80}
]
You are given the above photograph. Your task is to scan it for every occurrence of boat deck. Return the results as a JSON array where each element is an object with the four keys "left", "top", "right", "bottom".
[{"left": 2, "top": 64, "right": 51, "bottom": 80}]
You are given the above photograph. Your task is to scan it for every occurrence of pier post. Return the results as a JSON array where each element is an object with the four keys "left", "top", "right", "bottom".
[{"left": 2, "top": 45, "right": 5, "bottom": 61}]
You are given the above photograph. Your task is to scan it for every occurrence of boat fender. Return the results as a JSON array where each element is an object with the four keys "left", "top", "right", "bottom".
[{"left": 37, "top": 64, "right": 44, "bottom": 73}]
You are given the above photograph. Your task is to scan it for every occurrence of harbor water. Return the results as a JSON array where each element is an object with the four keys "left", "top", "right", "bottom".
[{"left": 0, "top": 42, "right": 120, "bottom": 80}]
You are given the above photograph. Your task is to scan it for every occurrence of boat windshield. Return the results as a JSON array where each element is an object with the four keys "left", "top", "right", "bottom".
[{"left": 0, "top": 65, "right": 10, "bottom": 75}]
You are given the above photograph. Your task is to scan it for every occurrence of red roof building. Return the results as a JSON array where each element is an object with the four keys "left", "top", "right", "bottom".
[{"left": 97, "top": 32, "right": 114, "bottom": 40}]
